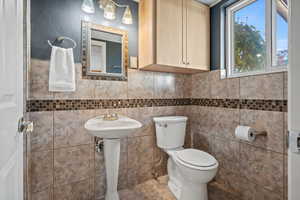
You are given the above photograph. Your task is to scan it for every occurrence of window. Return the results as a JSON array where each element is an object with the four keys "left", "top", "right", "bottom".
[{"left": 226, "top": 0, "right": 288, "bottom": 78}]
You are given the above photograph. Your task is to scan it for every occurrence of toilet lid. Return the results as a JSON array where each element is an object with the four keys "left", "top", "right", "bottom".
[{"left": 176, "top": 149, "right": 217, "bottom": 168}]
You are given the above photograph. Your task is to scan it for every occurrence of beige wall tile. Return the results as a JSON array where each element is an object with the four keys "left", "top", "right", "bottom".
[
  {"left": 53, "top": 110, "right": 94, "bottom": 148},
  {"left": 208, "top": 183, "right": 239, "bottom": 200},
  {"left": 212, "top": 137, "right": 240, "bottom": 172},
  {"left": 191, "top": 72, "right": 210, "bottom": 99},
  {"left": 53, "top": 178, "right": 94, "bottom": 200},
  {"left": 94, "top": 80, "right": 128, "bottom": 99},
  {"left": 29, "top": 59, "right": 53, "bottom": 99},
  {"left": 179, "top": 74, "right": 192, "bottom": 98},
  {"left": 240, "top": 72, "right": 284, "bottom": 100},
  {"left": 153, "top": 73, "right": 191, "bottom": 99},
  {"left": 284, "top": 155, "right": 288, "bottom": 200},
  {"left": 28, "top": 112, "right": 53, "bottom": 152},
  {"left": 209, "top": 70, "right": 240, "bottom": 99},
  {"left": 95, "top": 108, "right": 127, "bottom": 116},
  {"left": 127, "top": 136, "right": 154, "bottom": 186},
  {"left": 153, "top": 146, "right": 168, "bottom": 178},
  {"left": 239, "top": 143, "right": 284, "bottom": 194},
  {"left": 240, "top": 109, "right": 284, "bottom": 153},
  {"left": 210, "top": 107, "right": 240, "bottom": 139},
  {"left": 54, "top": 79, "right": 96, "bottom": 99},
  {"left": 252, "top": 185, "right": 283, "bottom": 200},
  {"left": 30, "top": 150, "right": 53, "bottom": 193},
  {"left": 95, "top": 175, "right": 106, "bottom": 200},
  {"left": 54, "top": 145, "right": 94, "bottom": 186},
  {"left": 152, "top": 106, "right": 177, "bottom": 117},
  {"left": 284, "top": 112, "right": 288, "bottom": 155},
  {"left": 31, "top": 188, "right": 53, "bottom": 200},
  {"left": 190, "top": 106, "right": 213, "bottom": 134},
  {"left": 192, "top": 132, "right": 213, "bottom": 153},
  {"left": 127, "top": 107, "right": 154, "bottom": 137},
  {"left": 214, "top": 168, "right": 247, "bottom": 198},
  {"left": 284, "top": 72, "right": 288, "bottom": 100},
  {"left": 127, "top": 69, "right": 154, "bottom": 99},
  {"left": 154, "top": 73, "right": 176, "bottom": 99}
]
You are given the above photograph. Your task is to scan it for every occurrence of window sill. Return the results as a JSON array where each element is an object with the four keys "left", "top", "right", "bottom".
[{"left": 223, "top": 66, "right": 287, "bottom": 79}]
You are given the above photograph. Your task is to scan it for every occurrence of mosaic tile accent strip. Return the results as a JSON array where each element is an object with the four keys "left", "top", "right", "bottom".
[
  {"left": 26, "top": 98, "right": 287, "bottom": 112},
  {"left": 26, "top": 99, "right": 191, "bottom": 112},
  {"left": 190, "top": 99, "right": 240, "bottom": 109},
  {"left": 191, "top": 99, "right": 287, "bottom": 112}
]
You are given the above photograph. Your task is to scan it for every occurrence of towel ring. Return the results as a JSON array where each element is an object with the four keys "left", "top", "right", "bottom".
[{"left": 47, "top": 36, "right": 77, "bottom": 49}]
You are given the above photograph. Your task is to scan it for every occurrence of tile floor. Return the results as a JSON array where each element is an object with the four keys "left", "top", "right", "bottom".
[{"left": 117, "top": 176, "right": 176, "bottom": 200}]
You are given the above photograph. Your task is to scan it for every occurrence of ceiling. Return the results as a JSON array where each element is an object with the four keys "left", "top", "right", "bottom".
[
  {"left": 132, "top": 0, "right": 222, "bottom": 7},
  {"left": 196, "top": 0, "right": 222, "bottom": 6}
]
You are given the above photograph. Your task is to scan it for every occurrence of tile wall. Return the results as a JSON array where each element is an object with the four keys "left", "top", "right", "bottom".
[
  {"left": 26, "top": 59, "right": 191, "bottom": 200},
  {"left": 27, "top": 58, "right": 288, "bottom": 200},
  {"left": 191, "top": 70, "right": 288, "bottom": 200}
]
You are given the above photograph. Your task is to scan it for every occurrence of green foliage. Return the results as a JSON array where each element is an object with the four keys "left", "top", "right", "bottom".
[{"left": 234, "top": 22, "right": 266, "bottom": 73}]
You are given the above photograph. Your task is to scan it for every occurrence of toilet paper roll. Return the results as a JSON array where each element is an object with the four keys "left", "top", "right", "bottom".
[{"left": 235, "top": 126, "right": 256, "bottom": 142}]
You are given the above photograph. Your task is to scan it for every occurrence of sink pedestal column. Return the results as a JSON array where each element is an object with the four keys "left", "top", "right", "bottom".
[{"left": 104, "top": 139, "right": 121, "bottom": 200}]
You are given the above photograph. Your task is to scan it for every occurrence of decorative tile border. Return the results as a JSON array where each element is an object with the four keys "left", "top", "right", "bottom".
[
  {"left": 190, "top": 99, "right": 240, "bottom": 109},
  {"left": 27, "top": 98, "right": 287, "bottom": 112},
  {"left": 26, "top": 98, "right": 191, "bottom": 112},
  {"left": 191, "top": 99, "right": 287, "bottom": 112},
  {"left": 239, "top": 99, "right": 287, "bottom": 112}
]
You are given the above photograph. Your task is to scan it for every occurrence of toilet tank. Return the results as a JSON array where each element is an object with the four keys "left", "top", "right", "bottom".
[{"left": 153, "top": 116, "right": 188, "bottom": 149}]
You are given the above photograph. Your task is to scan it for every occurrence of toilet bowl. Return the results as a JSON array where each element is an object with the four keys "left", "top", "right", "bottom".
[
  {"left": 153, "top": 116, "right": 218, "bottom": 200},
  {"left": 173, "top": 149, "right": 218, "bottom": 200}
]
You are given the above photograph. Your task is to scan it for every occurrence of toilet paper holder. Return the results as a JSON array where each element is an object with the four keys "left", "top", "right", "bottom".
[{"left": 250, "top": 130, "right": 267, "bottom": 137}]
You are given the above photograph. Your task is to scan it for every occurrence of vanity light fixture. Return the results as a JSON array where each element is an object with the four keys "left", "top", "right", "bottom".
[
  {"left": 81, "top": 0, "right": 96, "bottom": 14},
  {"left": 100, "top": 0, "right": 133, "bottom": 24},
  {"left": 103, "top": 0, "right": 116, "bottom": 20},
  {"left": 122, "top": 6, "right": 133, "bottom": 24},
  {"left": 98, "top": 0, "right": 109, "bottom": 9}
]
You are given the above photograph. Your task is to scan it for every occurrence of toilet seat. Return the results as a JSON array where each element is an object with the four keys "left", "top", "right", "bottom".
[{"left": 174, "top": 149, "right": 218, "bottom": 170}]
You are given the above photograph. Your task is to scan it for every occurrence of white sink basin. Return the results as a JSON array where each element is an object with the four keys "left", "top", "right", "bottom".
[
  {"left": 84, "top": 115, "right": 142, "bottom": 200},
  {"left": 85, "top": 115, "right": 142, "bottom": 139}
]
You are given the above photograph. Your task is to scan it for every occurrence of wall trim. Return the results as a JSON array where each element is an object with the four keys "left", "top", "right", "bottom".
[{"left": 27, "top": 98, "right": 287, "bottom": 112}]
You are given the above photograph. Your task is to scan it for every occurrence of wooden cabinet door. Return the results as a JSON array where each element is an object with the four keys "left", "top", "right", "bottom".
[
  {"left": 186, "top": 0, "right": 210, "bottom": 70},
  {"left": 156, "top": 0, "right": 185, "bottom": 67}
]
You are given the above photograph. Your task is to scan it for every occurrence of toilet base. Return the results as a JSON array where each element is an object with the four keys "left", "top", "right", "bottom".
[
  {"left": 168, "top": 180, "right": 181, "bottom": 199},
  {"left": 180, "top": 183, "right": 208, "bottom": 200}
]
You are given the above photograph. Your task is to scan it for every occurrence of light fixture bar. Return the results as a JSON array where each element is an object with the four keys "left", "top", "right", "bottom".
[
  {"left": 108, "top": 0, "right": 128, "bottom": 8},
  {"left": 100, "top": 0, "right": 133, "bottom": 24}
]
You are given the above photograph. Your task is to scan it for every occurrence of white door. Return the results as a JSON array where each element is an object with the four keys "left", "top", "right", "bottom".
[
  {"left": 0, "top": 0, "right": 24, "bottom": 199},
  {"left": 288, "top": 0, "right": 300, "bottom": 199}
]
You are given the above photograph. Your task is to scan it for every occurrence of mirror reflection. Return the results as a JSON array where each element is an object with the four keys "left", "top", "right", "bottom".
[
  {"left": 82, "top": 21, "right": 128, "bottom": 80},
  {"left": 90, "top": 30, "right": 122, "bottom": 74}
]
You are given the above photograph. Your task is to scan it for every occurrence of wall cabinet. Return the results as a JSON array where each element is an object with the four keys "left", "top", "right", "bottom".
[{"left": 139, "top": 0, "right": 210, "bottom": 74}]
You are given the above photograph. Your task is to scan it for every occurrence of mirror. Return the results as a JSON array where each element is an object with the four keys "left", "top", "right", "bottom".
[{"left": 81, "top": 21, "right": 128, "bottom": 81}]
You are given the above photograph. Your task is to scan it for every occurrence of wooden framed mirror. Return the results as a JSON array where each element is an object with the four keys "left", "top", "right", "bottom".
[{"left": 81, "top": 21, "right": 129, "bottom": 81}]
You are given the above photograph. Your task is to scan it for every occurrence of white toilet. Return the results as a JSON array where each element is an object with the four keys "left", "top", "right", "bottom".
[{"left": 153, "top": 116, "right": 218, "bottom": 200}]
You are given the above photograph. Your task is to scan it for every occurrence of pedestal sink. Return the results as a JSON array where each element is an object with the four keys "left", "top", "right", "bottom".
[{"left": 85, "top": 115, "right": 142, "bottom": 200}]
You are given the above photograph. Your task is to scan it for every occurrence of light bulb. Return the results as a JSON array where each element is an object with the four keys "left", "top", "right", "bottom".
[
  {"left": 122, "top": 6, "right": 133, "bottom": 24},
  {"left": 81, "top": 0, "right": 95, "bottom": 14},
  {"left": 104, "top": 0, "right": 116, "bottom": 20}
]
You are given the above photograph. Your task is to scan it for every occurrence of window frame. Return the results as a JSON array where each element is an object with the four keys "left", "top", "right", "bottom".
[{"left": 225, "top": 0, "right": 287, "bottom": 78}]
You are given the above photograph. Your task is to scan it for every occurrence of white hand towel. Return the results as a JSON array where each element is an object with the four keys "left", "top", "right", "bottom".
[{"left": 49, "top": 46, "right": 76, "bottom": 92}]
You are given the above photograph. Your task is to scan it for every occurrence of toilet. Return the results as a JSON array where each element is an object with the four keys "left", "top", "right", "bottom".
[{"left": 153, "top": 116, "right": 218, "bottom": 200}]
